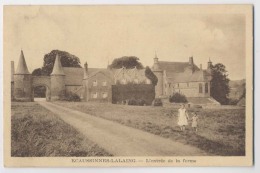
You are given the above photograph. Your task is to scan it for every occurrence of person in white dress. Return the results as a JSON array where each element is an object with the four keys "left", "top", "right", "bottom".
[{"left": 177, "top": 104, "right": 189, "bottom": 131}]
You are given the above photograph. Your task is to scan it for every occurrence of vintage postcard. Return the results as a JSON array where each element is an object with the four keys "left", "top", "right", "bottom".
[{"left": 3, "top": 5, "right": 253, "bottom": 167}]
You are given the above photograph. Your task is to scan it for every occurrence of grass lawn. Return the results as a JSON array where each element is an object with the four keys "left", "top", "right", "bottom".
[
  {"left": 11, "top": 102, "right": 112, "bottom": 157},
  {"left": 55, "top": 101, "right": 245, "bottom": 156}
]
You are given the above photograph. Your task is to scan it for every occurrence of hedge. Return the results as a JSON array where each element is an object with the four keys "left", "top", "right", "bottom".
[{"left": 112, "top": 84, "right": 155, "bottom": 105}]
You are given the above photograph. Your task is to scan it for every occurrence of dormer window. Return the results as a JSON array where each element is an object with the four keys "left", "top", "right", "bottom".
[{"left": 93, "top": 80, "right": 97, "bottom": 86}]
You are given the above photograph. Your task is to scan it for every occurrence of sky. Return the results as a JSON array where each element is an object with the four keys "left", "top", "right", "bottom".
[{"left": 4, "top": 5, "right": 246, "bottom": 80}]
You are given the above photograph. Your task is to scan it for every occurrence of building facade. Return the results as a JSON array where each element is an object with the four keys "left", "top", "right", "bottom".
[
  {"left": 11, "top": 51, "right": 153, "bottom": 103},
  {"left": 152, "top": 55, "right": 213, "bottom": 98}
]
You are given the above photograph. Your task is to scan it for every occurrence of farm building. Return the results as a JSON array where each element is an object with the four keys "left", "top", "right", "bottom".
[{"left": 11, "top": 50, "right": 154, "bottom": 104}]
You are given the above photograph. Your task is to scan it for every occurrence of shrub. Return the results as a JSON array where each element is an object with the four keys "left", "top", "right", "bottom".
[
  {"left": 112, "top": 84, "right": 155, "bottom": 105},
  {"left": 169, "top": 93, "right": 188, "bottom": 103},
  {"left": 136, "top": 99, "right": 146, "bottom": 106},
  {"left": 63, "top": 92, "right": 81, "bottom": 102},
  {"left": 128, "top": 98, "right": 137, "bottom": 106},
  {"left": 228, "top": 98, "right": 239, "bottom": 105},
  {"left": 152, "top": 98, "right": 163, "bottom": 106},
  {"left": 127, "top": 98, "right": 146, "bottom": 106}
]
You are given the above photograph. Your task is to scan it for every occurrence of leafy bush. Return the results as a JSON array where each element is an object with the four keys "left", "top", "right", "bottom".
[
  {"left": 137, "top": 99, "right": 146, "bottom": 106},
  {"left": 127, "top": 98, "right": 146, "bottom": 106},
  {"left": 228, "top": 98, "right": 239, "bottom": 105},
  {"left": 128, "top": 98, "right": 137, "bottom": 105},
  {"left": 63, "top": 92, "right": 81, "bottom": 102},
  {"left": 152, "top": 98, "right": 163, "bottom": 106},
  {"left": 169, "top": 93, "right": 188, "bottom": 103},
  {"left": 112, "top": 84, "right": 155, "bottom": 105}
]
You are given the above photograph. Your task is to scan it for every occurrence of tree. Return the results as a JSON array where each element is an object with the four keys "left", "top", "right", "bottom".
[
  {"left": 33, "top": 50, "right": 82, "bottom": 76},
  {"left": 32, "top": 50, "right": 82, "bottom": 97},
  {"left": 145, "top": 66, "right": 158, "bottom": 86},
  {"left": 210, "top": 63, "right": 230, "bottom": 105},
  {"left": 32, "top": 68, "right": 42, "bottom": 76},
  {"left": 109, "top": 56, "right": 144, "bottom": 69}
]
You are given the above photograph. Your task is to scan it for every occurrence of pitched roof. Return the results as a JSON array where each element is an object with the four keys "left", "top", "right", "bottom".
[
  {"left": 16, "top": 50, "right": 30, "bottom": 74},
  {"left": 87, "top": 69, "right": 114, "bottom": 80},
  {"left": 63, "top": 67, "right": 84, "bottom": 85},
  {"left": 113, "top": 67, "right": 149, "bottom": 83},
  {"left": 158, "top": 61, "right": 199, "bottom": 73},
  {"left": 63, "top": 67, "right": 150, "bottom": 85},
  {"left": 167, "top": 70, "right": 208, "bottom": 83},
  {"left": 63, "top": 67, "right": 112, "bottom": 85}
]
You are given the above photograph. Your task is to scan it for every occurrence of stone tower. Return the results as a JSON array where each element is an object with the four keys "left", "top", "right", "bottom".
[
  {"left": 50, "top": 54, "right": 65, "bottom": 101},
  {"left": 152, "top": 53, "right": 163, "bottom": 97},
  {"left": 14, "top": 50, "right": 33, "bottom": 101},
  {"left": 206, "top": 58, "right": 213, "bottom": 75}
]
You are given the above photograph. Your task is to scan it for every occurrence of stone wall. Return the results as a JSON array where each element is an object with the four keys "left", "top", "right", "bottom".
[
  {"left": 14, "top": 74, "right": 33, "bottom": 101},
  {"left": 86, "top": 72, "right": 113, "bottom": 102},
  {"left": 172, "top": 82, "right": 210, "bottom": 97},
  {"left": 65, "top": 85, "right": 84, "bottom": 98},
  {"left": 50, "top": 75, "right": 65, "bottom": 101}
]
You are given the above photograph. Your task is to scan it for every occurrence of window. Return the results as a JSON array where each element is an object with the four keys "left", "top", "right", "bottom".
[
  {"left": 102, "top": 92, "right": 108, "bottom": 98},
  {"left": 199, "top": 83, "right": 203, "bottom": 93},
  {"left": 169, "top": 84, "right": 170, "bottom": 87},
  {"left": 205, "top": 83, "right": 208, "bottom": 93},
  {"left": 146, "top": 79, "right": 151, "bottom": 84},
  {"left": 177, "top": 83, "right": 179, "bottom": 87},
  {"left": 92, "top": 92, "right": 98, "bottom": 98},
  {"left": 93, "top": 80, "right": 97, "bottom": 86},
  {"left": 102, "top": 81, "right": 107, "bottom": 86},
  {"left": 187, "top": 83, "right": 189, "bottom": 87}
]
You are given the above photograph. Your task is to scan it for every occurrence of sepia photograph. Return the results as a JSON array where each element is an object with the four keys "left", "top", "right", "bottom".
[{"left": 3, "top": 5, "right": 253, "bottom": 167}]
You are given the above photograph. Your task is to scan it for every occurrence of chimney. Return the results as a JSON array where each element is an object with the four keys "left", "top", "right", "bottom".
[
  {"left": 189, "top": 56, "right": 194, "bottom": 65},
  {"left": 84, "top": 62, "right": 88, "bottom": 79}
]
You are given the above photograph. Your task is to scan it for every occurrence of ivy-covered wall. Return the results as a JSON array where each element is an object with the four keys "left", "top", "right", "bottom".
[{"left": 112, "top": 84, "right": 155, "bottom": 105}]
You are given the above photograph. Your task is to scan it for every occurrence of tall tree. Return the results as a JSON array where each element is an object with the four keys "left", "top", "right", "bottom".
[
  {"left": 32, "top": 50, "right": 81, "bottom": 76},
  {"left": 210, "top": 63, "right": 230, "bottom": 105},
  {"left": 109, "top": 56, "right": 144, "bottom": 69}
]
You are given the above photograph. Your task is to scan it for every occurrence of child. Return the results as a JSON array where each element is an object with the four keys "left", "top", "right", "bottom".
[{"left": 191, "top": 112, "right": 199, "bottom": 132}]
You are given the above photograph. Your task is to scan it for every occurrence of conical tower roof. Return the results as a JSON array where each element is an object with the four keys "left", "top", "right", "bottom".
[
  {"left": 15, "top": 50, "right": 30, "bottom": 74},
  {"left": 51, "top": 54, "right": 64, "bottom": 75}
]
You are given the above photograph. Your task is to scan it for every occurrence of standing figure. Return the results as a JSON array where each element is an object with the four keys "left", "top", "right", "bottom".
[
  {"left": 177, "top": 104, "right": 189, "bottom": 131},
  {"left": 191, "top": 112, "right": 199, "bottom": 132}
]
